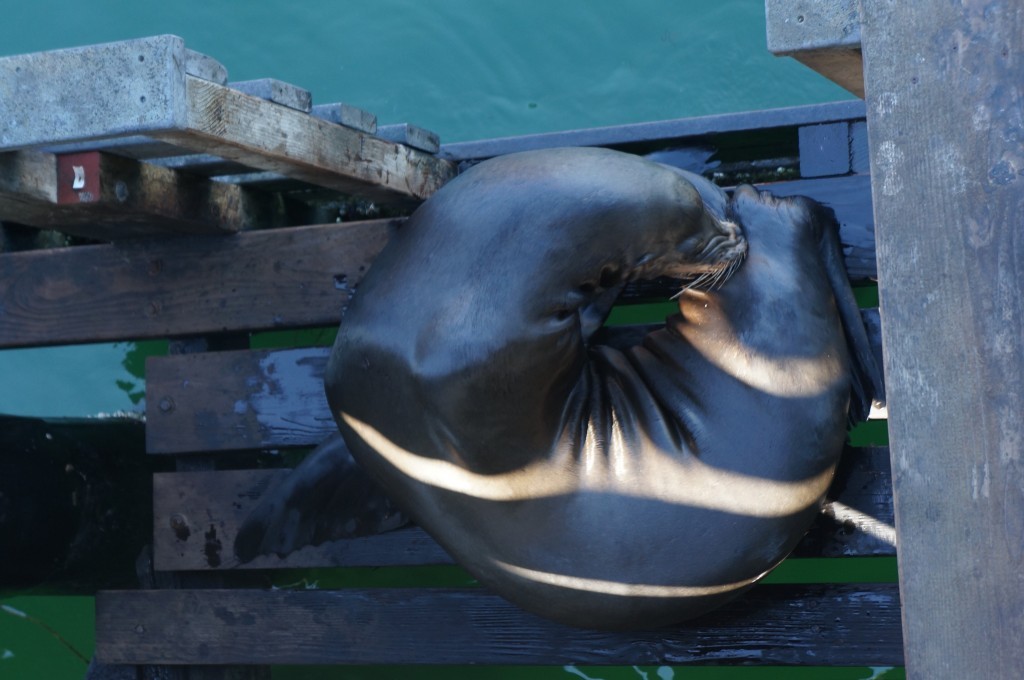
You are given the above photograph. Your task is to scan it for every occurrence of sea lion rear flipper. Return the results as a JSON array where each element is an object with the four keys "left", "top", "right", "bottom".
[{"left": 233, "top": 432, "right": 410, "bottom": 563}]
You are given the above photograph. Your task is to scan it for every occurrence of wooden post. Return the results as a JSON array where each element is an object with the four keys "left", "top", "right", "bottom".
[{"left": 860, "top": 1, "right": 1024, "bottom": 675}]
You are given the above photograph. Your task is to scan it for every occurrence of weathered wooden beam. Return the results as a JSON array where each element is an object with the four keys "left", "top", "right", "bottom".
[
  {"left": 95, "top": 584, "right": 903, "bottom": 666},
  {"left": 149, "top": 105, "right": 379, "bottom": 179},
  {"left": 798, "top": 122, "right": 850, "bottom": 178},
  {"left": 765, "top": 0, "right": 864, "bottom": 97},
  {"left": 441, "top": 100, "right": 867, "bottom": 161},
  {"left": 0, "top": 149, "right": 284, "bottom": 239},
  {"left": 153, "top": 470, "right": 449, "bottom": 571},
  {"left": 0, "top": 36, "right": 456, "bottom": 203},
  {"left": 151, "top": 444, "right": 894, "bottom": 572},
  {"left": 312, "top": 103, "right": 377, "bottom": 134},
  {"left": 0, "top": 219, "right": 398, "bottom": 348},
  {"left": 793, "top": 446, "right": 895, "bottom": 558},
  {"left": 146, "top": 347, "right": 334, "bottom": 454},
  {"left": 228, "top": 79, "right": 312, "bottom": 112},
  {"left": 151, "top": 76, "right": 454, "bottom": 203},
  {"left": 0, "top": 170, "right": 877, "bottom": 348},
  {"left": 860, "top": 0, "right": 1024, "bottom": 676},
  {"left": 376, "top": 123, "right": 441, "bottom": 154}
]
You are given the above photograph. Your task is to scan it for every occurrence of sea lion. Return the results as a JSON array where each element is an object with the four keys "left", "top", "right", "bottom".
[
  {"left": 237, "top": 147, "right": 884, "bottom": 630},
  {"left": 233, "top": 432, "right": 409, "bottom": 559}
]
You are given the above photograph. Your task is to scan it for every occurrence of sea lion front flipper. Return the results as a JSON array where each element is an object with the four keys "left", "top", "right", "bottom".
[
  {"left": 233, "top": 432, "right": 410, "bottom": 563},
  {"left": 813, "top": 201, "right": 886, "bottom": 422}
]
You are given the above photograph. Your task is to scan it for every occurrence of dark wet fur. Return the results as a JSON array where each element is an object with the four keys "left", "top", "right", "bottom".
[
  {"left": 800, "top": 197, "right": 886, "bottom": 423},
  {"left": 730, "top": 189, "right": 885, "bottom": 424}
]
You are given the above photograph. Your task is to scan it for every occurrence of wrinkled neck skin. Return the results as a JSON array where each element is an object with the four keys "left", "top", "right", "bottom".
[{"left": 326, "top": 149, "right": 864, "bottom": 629}]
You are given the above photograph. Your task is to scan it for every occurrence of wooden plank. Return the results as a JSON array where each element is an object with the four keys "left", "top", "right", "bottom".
[
  {"left": 0, "top": 219, "right": 398, "bottom": 349},
  {"left": 95, "top": 584, "right": 903, "bottom": 666},
  {"left": 228, "top": 79, "right": 311, "bottom": 112},
  {"left": 149, "top": 103, "right": 379, "bottom": 179},
  {"left": 441, "top": 100, "right": 867, "bottom": 161},
  {"left": 146, "top": 347, "right": 334, "bottom": 454},
  {"left": 153, "top": 470, "right": 450, "bottom": 571},
  {"left": 0, "top": 149, "right": 54, "bottom": 208},
  {"left": 0, "top": 171, "right": 875, "bottom": 348},
  {"left": 44, "top": 105, "right": 378, "bottom": 178},
  {"left": 798, "top": 122, "right": 850, "bottom": 178},
  {"left": 790, "top": 50, "right": 864, "bottom": 99},
  {"left": 764, "top": 0, "right": 864, "bottom": 97},
  {"left": 376, "top": 123, "right": 440, "bottom": 153},
  {"left": 860, "top": 0, "right": 1024, "bottom": 676},
  {"left": 145, "top": 308, "right": 885, "bottom": 454},
  {"left": 152, "top": 445, "right": 893, "bottom": 572},
  {"left": 793, "top": 446, "right": 895, "bottom": 558},
  {"left": 850, "top": 120, "right": 870, "bottom": 174},
  {"left": 312, "top": 103, "right": 377, "bottom": 134},
  {"left": 0, "top": 150, "right": 285, "bottom": 239},
  {"left": 153, "top": 76, "right": 456, "bottom": 203}
]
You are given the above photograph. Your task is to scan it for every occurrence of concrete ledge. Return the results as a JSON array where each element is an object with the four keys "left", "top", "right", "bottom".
[{"left": 765, "top": 0, "right": 864, "bottom": 97}]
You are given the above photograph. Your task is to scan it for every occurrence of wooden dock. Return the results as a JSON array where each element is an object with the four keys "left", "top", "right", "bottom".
[
  {"left": 2, "top": 35, "right": 899, "bottom": 678},
  {"left": 4, "top": 7, "right": 1020, "bottom": 675},
  {"left": 1, "top": 40, "right": 900, "bottom": 678},
  {"left": 0, "top": 34, "right": 454, "bottom": 243}
]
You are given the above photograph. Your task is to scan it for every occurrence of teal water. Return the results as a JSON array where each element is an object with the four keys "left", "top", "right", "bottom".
[{"left": 0, "top": 2, "right": 885, "bottom": 678}]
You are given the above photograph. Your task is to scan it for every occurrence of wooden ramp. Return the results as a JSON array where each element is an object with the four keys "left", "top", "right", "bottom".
[{"left": 0, "top": 37, "right": 900, "bottom": 678}]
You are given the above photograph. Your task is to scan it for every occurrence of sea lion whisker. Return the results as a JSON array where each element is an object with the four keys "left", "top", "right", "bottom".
[{"left": 671, "top": 270, "right": 711, "bottom": 298}]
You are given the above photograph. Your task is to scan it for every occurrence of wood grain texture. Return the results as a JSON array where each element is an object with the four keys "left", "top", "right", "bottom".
[
  {"left": 798, "top": 123, "right": 851, "bottom": 178},
  {"left": 151, "top": 443, "right": 894, "bottom": 572},
  {"left": 0, "top": 219, "right": 397, "bottom": 349},
  {"left": 792, "top": 50, "right": 864, "bottom": 98},
  {"left": 146, "top": 309, "right": 883, "bottom": 454},
  {"left": 95, "top": 584, "right": 903, "bottom": 666},
  {"left": 155, "top": 76, "right": 456, "bottom": 204},
  {"left": 441, "top": 100, "right": 867, "bottom": 162},
  {"left": 0, "top": 150, "right": 283, "bottom": 239},
  {"left": 152, "top": 470, "right": 450, "bottom": 571},
  {"left": 793, "top": 447, "right": 895, "bottom": 558},
  {"left": 861, "top": 0, "right": 1024, "bottom": 675},
  {"left": 146, "top": 347, "right": 334, "bottom": 454}
]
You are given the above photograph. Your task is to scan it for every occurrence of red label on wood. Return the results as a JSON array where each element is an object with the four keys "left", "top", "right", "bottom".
[{"left": 56, "top": 151, "right": 102, "bottom": 204}]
